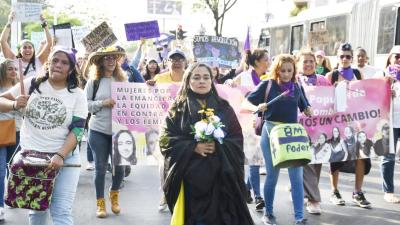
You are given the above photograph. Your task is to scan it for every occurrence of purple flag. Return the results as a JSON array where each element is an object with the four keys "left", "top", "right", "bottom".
[{"left": 244, "top": 27, "right": 250, "bottom": 51}]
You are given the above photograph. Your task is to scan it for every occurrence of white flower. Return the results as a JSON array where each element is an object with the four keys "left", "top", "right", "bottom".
[
  {"left": 211, "top": 115, "right": 221, "bottom": 123},
  {"left": 194, "top": 132, "right": 202, "bottom": 141},
  {"left": 194, "top": 121, "right": 208, "bottom": 133},
  {"left": 213, "top": 128, "right": 225, "bottom": 143},
  {"left": 205, "top": 123, "right": 216, "bottom": 135}
]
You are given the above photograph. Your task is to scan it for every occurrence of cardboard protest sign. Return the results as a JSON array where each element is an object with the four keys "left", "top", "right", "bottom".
[
  {"left": 81, "top": 22, "right": 117, "bottom": 53},
  {"left": 13, "top": 0, "right": 42, "bottom": 22},
  {"left": 72, "top": 26, "right": 90, "bottom": 51},
  {"left": 53, "top": 23, "right": 73, "bottom": 48},
  {"left": 298, "top": 79, "right": 392, "bottom": 163},
  {"left": 193, "top": 35, "right": 240, "bottom": 68},
  {"left": 124, "top": 20, "right": 160, "bottom": 41},
  {"left": 308, "top": 30, "right": 329, "bottom": 47}
]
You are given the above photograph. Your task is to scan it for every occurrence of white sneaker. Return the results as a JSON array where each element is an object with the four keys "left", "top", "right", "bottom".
[
  {"left": 86, "top": 161, "right": 95, "bottom": 171},
  {"left": 306, "top": 201, "right": 322, "bottom": 214},
  {"left": 0, "top": 207, "right": 5, "bottom": 221}
]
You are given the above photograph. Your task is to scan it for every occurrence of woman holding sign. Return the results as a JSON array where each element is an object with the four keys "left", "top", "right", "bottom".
[
  {"left": 0, "top": 12, "right": 53, "bottom": 78},
  {"left": 85, "top": 46, "right": 127, "bottom": 218},
  {"left": 245, "top": 54, "right": 312, "bottom": 225},
  {"left": 296, "top": 50, "right": 330, "bottom": 215}
]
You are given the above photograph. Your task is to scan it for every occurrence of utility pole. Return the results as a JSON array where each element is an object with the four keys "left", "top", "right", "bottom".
[{"left": 10, "top": 0, "right": 20, "bottom": 51}]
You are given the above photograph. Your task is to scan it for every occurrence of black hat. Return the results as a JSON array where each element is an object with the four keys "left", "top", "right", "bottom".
[{"left": 339, "top": 43, "right": 352, "bottom": 51}]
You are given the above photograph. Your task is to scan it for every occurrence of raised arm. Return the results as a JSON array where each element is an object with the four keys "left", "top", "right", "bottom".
[
  {"left": 0, "top": 12, "right": 17, "bottom": 59},
  {"left": 37, "top": 15, "right": 53, "bottom": 64}
]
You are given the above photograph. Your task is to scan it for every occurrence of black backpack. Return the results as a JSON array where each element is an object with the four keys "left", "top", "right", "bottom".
[{"left": 331, "top": 68, "right": 361, "bottom": 85}]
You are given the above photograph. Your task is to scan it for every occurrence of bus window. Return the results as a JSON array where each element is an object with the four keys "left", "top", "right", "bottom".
[
  {"left": 395, "top": 7, "right": 400, "bottom": 46},
  {"left": 291, "top": 25, "right": 304, "bottom": 54},
  {"left": 325, "top": 15, "right": 347, "bottom": 55},
  {"left": 270, "top": 26, "right": 290, "bottom": 56},
  {"left": 310, "top": 21, "right": 325, "bottom": 31},
  {"left": 258, "top": 28, "right": 270, "bottom": 50},
  {"left": 377, "top": 5, "right": 397, "bottom": 54}
]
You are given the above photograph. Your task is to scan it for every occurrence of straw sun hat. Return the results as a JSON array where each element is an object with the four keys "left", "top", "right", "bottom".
[{"left": 88, "top": 46, "right": 126, "bottom": 65}]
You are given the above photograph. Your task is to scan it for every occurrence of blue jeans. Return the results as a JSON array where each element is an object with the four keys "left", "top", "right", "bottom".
[
  {"left": 0, "top": 131, "right": 20, "bottom": 207},
  {"left": 29, "top": 151, "right": 81, "bottom": 225},
  {"left": 260, "top": 122, "right": 304, "bottom": 221},
  {"left": 381, "top": 153, "right": 395, "bottom": 193},
  {"left": 246, "top": 165, "right": 261, "bottom": 197},
  {"left": 86, "top": 141, "right": 93, "bottom": 162},
  {"left": 88, "top": 129, "right": 124, "bottom": 198}
]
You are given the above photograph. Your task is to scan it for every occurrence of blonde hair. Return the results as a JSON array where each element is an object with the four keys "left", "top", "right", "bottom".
[
  {"left": 0, "top": 59, "right": 19, "bottom": 87},
  {"left": 89, "top": 59, "right": 126, "bottom": 82},
  {"left": 269, "top": 54, "right": 297, "bottom": 83}
]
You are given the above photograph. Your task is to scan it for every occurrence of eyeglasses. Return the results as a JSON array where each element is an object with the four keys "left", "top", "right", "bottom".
[
  {"left": 169, "top": 58, "right": 184, "bottom": 63},
  {"left": 339, "top": 55, "right": 352, "bottom": 60},
  {"left": 394, "top": 54, "right": 400, "bottom": 60},
  {"left": 103, "top": 55, "right": 116, "bottom": 61}
]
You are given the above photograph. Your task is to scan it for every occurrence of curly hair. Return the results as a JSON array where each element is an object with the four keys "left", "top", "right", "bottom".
[{"left": 269, "top": 54, "right": 297, "bottom": 83}]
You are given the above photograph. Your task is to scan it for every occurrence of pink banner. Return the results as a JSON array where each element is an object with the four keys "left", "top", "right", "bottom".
[{"left": 299, "top": 79, "right": 392, "bottom": 163}]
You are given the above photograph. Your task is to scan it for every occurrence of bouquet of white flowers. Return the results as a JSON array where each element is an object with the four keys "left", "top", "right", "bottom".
[{"left": 191, "top": 108, "right": 225, "bottom": 144}]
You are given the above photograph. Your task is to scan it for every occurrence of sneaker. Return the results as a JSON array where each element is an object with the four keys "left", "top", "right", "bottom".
[
  {"left": 86, "top": 161, "right": 95, "bottom": 171},
  {"left": 306, "top": 201, "right": 321, "bottom": 214},
  {"left": 0, "top": 207, "right": 4, "bottom": 221},
  {"left": 294, "top": 219, "right": 307, "bottom": 225},
  {"left": 262, "top": 213, "right": 277, "bottom": 225},
  {"left": 255, "top": 196, "right": 265, "bottom": 212},
  {"left": 246, "top": 190, "right": 253, "bottom": 204},
  {"left": 158, "top": 196, "right": 168, "bottom": 212},
  {"left": 352, "top": 192, "right": 371, "bottom": 208},
  {"left": 330, "top": 191, "right": 345, "bottom": 205}
]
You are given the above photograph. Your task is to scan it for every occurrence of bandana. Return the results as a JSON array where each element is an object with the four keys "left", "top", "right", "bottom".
[
  {"left": 338, "top": 67, "right": 354, "bottom": 81},
  {"left": 278, "top": 81, "right": 294, "bottom": 97},
  {"left": 388, "top": 65, "right": 400, "bottom": 80},
  {"left": 302, "top": 74, "right": 317, "bottom": 86},
  {"left": 251, "top": 70, "right": 261, "bottom": 86}
]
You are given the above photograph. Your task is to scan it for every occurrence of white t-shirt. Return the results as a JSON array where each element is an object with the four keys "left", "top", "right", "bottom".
[
  {"left": 354, "top": 64, "right": 383, "bottom": 79},
  {"left": 15, "top": 58, "right": 43, "bottom": 78},
  {"left": 9, "top": 77, "right": 88, "bottom": 152}
]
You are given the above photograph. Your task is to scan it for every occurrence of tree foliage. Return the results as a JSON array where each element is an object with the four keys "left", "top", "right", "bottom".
[
  {"left": 0, "top": 0, "right": 11, "bottom": 28},
  {"left": 198, "top": 0, "right": 238, "bottom": 36}
]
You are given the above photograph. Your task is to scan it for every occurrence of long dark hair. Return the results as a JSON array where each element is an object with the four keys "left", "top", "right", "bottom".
[
  {"left": 355, "top": 131, "right": 373, "bottom": 158},
  {"left": 143, "top": 61, "right": 161, "bottom": 81},
  {"left": 113, "top": 130, "right": 137, "bottom": 165},
  {"left": 244, "top": 48, "right": 268, "bottom": 68},
  {"left": 169, "top": 63, "right": 220, "bottom": 118},
  {"left": 17, "top": 41, "right": 36, "bottom": 73},
  {"left": 29, "top": 51, "right": 79, "bottom": 94}
]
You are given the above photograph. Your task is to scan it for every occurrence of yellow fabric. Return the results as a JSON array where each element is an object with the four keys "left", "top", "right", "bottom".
[
  {"left": 170, "top": 182, "right": 185, "bottom": 225},
  {"left": 154, "top": 72, "right": 181, "bottom": 84}
]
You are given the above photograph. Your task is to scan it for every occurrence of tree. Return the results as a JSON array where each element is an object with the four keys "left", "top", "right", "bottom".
[
  {"left": 197, "top": 0, "right": 238, "bottom": 37},
  {"left": 290, "top": 0, "right": 308, "bottom": 17}
]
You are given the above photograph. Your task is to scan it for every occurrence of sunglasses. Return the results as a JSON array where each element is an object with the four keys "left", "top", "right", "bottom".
[
  {"left": 103, "top": 55, "right": 116, "bottom": 61},
  {"left": 339, "top": 55, "right": 352, "bottom": 60},
  {"left": 169, "top": 58, "right": 184, "bottom": 63}
]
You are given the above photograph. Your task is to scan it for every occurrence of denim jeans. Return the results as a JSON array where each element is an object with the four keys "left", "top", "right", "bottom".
[
  {"left": 86, "top": 141, "right": 93, "bottom": 162},
  {"left": 381, "top": 153, "right": 395, "bottom": 193},
  {"left": 0, "top": 131, "right": 20, "bottom": 207},
  {"left": 28, "top": 151, "right": 81, "bottom": 225},
  {"left": 246, "top": 165, "right": 261, "bottom": 197},
  {"left": 260, "top": 122, "right": 304, "bottom": 221},
  {"left": 88, "top": 129, "right": 124, "bottom": 199}
]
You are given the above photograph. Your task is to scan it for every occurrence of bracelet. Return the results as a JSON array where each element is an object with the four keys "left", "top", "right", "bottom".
[
  {"left": 55, "top": 152, "right": 65, "bottom": 161},
  {"left": 41, "top": 21, "right": 48, "bottom": 28}
]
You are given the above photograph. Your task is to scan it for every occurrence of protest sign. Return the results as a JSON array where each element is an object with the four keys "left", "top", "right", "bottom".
[
  {"left": 81, "top": 22, "right": 117, "bottom": 53},
  {"left": 72, "top": 26, "right": 90, "bottom": 51},
  {"left": 124, "top": 20, "right": 160, "bottom": 41},
  {"left": 298, "top": 79, "right": 392, "bottom": 163},
  {"left": 30, "top": 31, "right": 45, "bottom": 50},
  {"left": 193, "top": 35, "right": 240, "bottom": 68},
  {"left": 307, "top": 30, "right": 329, "bottom": 47},
  {"left": 53, "top": 23, "right": 73, "bottom": 48},
  {"left": 13, "top": 0, "right": 42, "bottom": 22}
]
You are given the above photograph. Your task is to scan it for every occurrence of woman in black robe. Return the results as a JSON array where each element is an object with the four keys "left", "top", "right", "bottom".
[{"left": 159, "top": 63, "right": 254, "bottom": 225}]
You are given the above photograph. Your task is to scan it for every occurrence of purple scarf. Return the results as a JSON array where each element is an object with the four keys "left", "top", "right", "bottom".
[
  {"left": 302, "top": 74, "right": 317, "bottom": 86},
  {"left": 251, "top": 70, "right": 261, "bottom": 86},
  {"left": 388, "top": 65, "right": 400, "bottom": 80},
  {"left": 279, "top": 81, "right": 295, "bottom": 97},
  {"left": 338, "top": 67, "right": 354, "bottom": 80}
]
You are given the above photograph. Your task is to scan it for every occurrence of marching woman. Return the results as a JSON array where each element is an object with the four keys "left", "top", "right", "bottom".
[
  {"left": 0, "top": 12, "right": 53, "bottom": 78},
  {"left": 245, "top": 54, "right": 312, "bottom": 225},
  {"left": 0, "top": 46, "right": 87, "bottom": 225},
  {"left": 160, "top": 63, "right": 253, "bottom": 225}
]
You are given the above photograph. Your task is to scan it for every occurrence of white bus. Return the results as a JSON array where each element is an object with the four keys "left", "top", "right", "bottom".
[{"left": 258, "top": 0, "right": 400, "bottom": 68}]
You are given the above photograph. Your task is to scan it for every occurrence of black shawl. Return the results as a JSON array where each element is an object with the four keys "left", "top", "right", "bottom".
[{"left": 159, "top": 92, "right": 254, "bottom": 225}]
